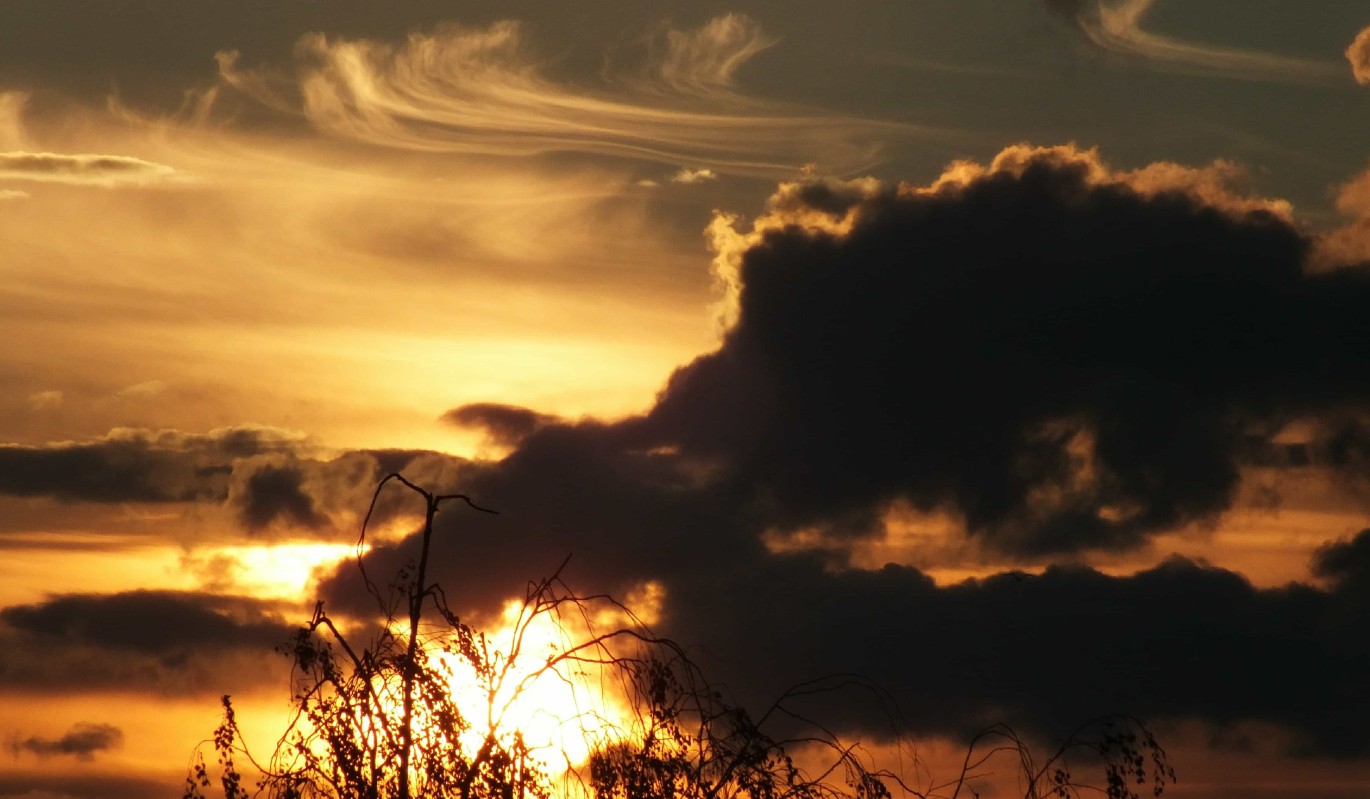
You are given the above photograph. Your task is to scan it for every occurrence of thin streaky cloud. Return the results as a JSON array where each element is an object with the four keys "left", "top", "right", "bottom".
[
  {"left": 0, "top": 151, "right": 176, "bottom": 186},
  {"left": 1051, "top": 0, "right": 1343, "bottom": 84},
  {"left": 216, "top": 18, "right": 936, "bottom": 177}
]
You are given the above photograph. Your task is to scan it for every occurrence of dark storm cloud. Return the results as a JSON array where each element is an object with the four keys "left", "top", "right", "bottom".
[
  {"left": 441, "top": 403, "right": 558, "bottom": 447},
  {"left": 327, "top": 503, "right": 1370, "bottom": 754},
  {"left": 0, "top": 591, "right": 297, "bottom": 695},
  {"left": 307, "top": 146, "right": 1370, "bottom": 754},
  {"left": 321, "top": 420, "right": 749, "bottom": 616},
  {"left": 0, "top": 426, "right": 301, "bottom": 504},
  {"left": 13, "top": 723, "right": 122, "bottom": 761},
  {"left": 665, "top": 547, "right": 1370, "bottom": 755},
  {"left": 635, "top": 146, "right": 1370, "bottom": 556}
]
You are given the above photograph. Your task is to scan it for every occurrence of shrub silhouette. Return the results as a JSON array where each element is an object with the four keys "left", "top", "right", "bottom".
[{"left": 186, "top": 474, "right": 1174, "bottom": 799}]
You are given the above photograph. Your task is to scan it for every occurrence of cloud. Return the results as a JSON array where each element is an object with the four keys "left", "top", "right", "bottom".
[
  {"left": 0, "top": 425, "right": 473, "bottom": 549},
  {"left": 1349, "top": 26, "right": 1370, "bottom": 84},
  {"left": 670, "top": 167, "right": 717, "bottom": 184},
  {"left": 441, "top": 403, "right": 558, "bottom": 447},
  {"left": 1046, "top": 0, "right": 1341, "bottom": 83},
  {"left": 0, "top": 775, "right": 173, "bottom": 799},
  {"left": 644, "top": 13, "right": 777, "bottom": 96},
  {"left": 0, "top": 152, "right": 176, "bottom": 186},
  {"left": 1313, "top": 526, "right": 1370, "bottom": 595},
  {"left": 214, "top": 18, "right": 922, "bottom": 176},
  {"left": 232, "top": 462, "right": 327, "bottom": 530},
  {"left": 309, "top": 145, "right": 1370, "bottom": 754},
  {"left": 13, "top": 724, "right": 122, "bottom": 761},
  {"left": 0, "top": 590, "right": 293, "bottom": 654},
  {"left": 1312, "top": 163, "right": 1370, "bottom": 268},
  {"left": 640, "top": 144, "right": 1368, "bottom": 557},
  {"left": 671, "top": 550, "right": 1370, "bottom": 754},
  {"left": 0, "top": 590, "right": 297, "bottom": 695},
  {"left": 324, "top": 491, "right": 1370, "bottom": 753},
  {"left": 0, "top": 189, "right": 26, "bottom": 201},
  {"left": 0, "top": 426, "right": 305, "bottom": 504}
]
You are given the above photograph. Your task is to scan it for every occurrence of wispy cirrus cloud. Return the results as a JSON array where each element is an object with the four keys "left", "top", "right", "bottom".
[
  {"left": 214, "top": 17, "right": 928, "bottom": 176},
  {"left": 640, "top": 13, "right": 777, "bottom": 97},
  {"left": 1046, "top": 0, "right": 1342, "bottom": 83}
]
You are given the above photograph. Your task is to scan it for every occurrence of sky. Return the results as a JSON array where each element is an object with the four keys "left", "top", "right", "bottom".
[{"left": 2, "top": 1, "right": 1370, "bottom": 797}]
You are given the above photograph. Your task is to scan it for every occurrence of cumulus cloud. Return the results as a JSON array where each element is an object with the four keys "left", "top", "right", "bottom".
[
  {"left": 1349, "top": 26, "right": 1370, "bottom": 84},
  {"left": 213, "top": 18, "right": 920, "bottom": 176},
  {"left": 0, "top": 152, "right": 176, "bottom": 186},
  {"left": 13, "top": 723, "right": 122, "bottom": 761},
  {"left": 1046, "top": 0, "right": 1341, "bottom": 83},
  {"left": 654, "top": 143, "right": 1366, "bottom": 556}
]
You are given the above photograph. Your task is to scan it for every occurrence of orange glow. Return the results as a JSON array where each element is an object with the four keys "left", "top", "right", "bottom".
[
  {"left": 183, "top": 541, "right": 367, "bottom": 598},
  {"left": 434, "top": 584, "right": 664, "bottom": 773}
]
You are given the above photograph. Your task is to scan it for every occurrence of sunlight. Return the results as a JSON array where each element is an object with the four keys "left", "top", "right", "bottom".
[
  {"left": 184, "top": 542, "right": 366, "bottom": 598},
  {"left": 433, "top": 583, "right": 665, "bottom": 774}
]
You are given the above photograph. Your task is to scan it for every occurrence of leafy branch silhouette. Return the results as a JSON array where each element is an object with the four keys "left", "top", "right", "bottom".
[{"left": 185, "top": 474, "right": 1174, "bottom": 799}]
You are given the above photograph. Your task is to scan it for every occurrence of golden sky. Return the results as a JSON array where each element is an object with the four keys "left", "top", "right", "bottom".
[{"left": 3, "top": 2, "right": 1370, "bottom": 797}]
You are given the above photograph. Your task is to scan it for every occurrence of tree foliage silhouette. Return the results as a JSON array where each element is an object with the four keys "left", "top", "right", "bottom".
[{"left": 186, "top": 474, "right": 1174, "bottom": 799}]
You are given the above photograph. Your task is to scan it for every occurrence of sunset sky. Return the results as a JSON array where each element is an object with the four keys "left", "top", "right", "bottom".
[{"left": 3, "top": 2, "right": 1370, "bottom": 797}]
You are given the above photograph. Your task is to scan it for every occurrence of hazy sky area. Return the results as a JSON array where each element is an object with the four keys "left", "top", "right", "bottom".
[{"left": 2, "top": 2, "right": 1370, "bottom": 797}]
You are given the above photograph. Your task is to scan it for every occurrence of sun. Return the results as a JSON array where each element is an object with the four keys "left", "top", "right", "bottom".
[
  {"left": 430, "top": 582, "right": 664, "bottom": 774},
  {"left": 430, "top": 586, "right": 660, "bottom": 772}
]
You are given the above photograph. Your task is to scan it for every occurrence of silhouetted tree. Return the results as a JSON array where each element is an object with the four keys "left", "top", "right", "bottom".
[{"left": 186, "top": 474, "right": 1173, "bottom": 799}]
